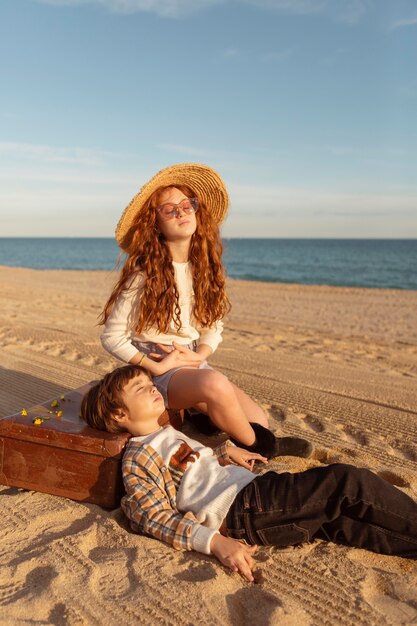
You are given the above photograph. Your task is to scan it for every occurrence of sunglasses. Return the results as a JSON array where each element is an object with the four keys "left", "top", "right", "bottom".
[{"left": 156, "top": 197, "right": 199, "bottom": 221}]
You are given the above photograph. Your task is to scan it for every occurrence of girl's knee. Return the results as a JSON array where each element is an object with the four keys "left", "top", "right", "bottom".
[{"left": 200, "top": 371, "right": 233, "bottom": 402}]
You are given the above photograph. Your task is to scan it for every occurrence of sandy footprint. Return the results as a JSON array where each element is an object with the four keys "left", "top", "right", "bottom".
[
  {"left": 175, "top": 562, "right": 217, "bottom": 583},
  {"left": 225, "top": 586, "right": 311, "bottom": 626},
  {"left": 254, "top": 343, "right": 275, "bottom": 352},
  {"left": 377, "top": 469, "right": 411, "bottom": 488},
  {"left": 66, "top": 350, "right": 83, "bottom": 362},
  {"left": 82, "top": 356, "right": 97, "bottom": 367},
  {"left": 47, "top": 345, "right": 67, "bottom": 357},
  {"left": 48, "top": 601, "right": 85, "bottom": 626},
  {"left": 341, "top": 424, "right": 369, "bottom": 446},
  {"left": 386, "top": 439, "right": 417, "bottom": 462},
  {"left": 89, "top": 546, "right": 138, "bottom": 599},
  {"left": 80, "top": 355, "right": 106, "bottom": 368},
  {"left": 360, "top": 569, "right": 417, "bottom": 625},
  {"left": 31, "top": 341, "right": 54, "bottom": 353},
  {"left": 0, "top": 333, "right": 19, "bottom": 348},
  {"left": 312, "top": 448, "right": 350, "bottom": 464},
  {"left": 267, "top": 405, "right": 286, "bottom": 424},
  {"left": 0, "top": 565, "right": 57, "bottom": 607},
  {"left": 301, "top": 414, "right": 326, "bottom": 433}
]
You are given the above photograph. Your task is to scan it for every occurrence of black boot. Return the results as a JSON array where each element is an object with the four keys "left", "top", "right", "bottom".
[
  {"left": 231, "top": 422, "right": 313, "bottom": 459},
  {"left": 184, "top": 409, "right": 221, "bottom": 436}
]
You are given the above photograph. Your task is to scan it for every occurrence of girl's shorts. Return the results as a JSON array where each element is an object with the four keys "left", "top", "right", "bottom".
[{"left": 132, "top": 340, "right": 212, "bottom": 407}]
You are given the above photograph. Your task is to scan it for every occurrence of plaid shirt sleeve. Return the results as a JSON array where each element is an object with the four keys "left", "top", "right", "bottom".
[
  {"left": 213, "top": 439, "right": 233, "bottom": 466},
  {"left": 121, "top": 442, "right": 199, "bottom": 551}
]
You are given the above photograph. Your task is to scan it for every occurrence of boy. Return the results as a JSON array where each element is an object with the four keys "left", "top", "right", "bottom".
[{"left": 81, "top": 365, "right": 417, "bottom": 582}]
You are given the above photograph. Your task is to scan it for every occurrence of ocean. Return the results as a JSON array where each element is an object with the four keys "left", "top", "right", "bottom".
[{"left": 0, "top": 238, "right": 416, "bottom": 291}]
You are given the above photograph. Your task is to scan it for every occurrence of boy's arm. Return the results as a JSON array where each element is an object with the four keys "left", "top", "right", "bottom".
[
  {"left": 210, "top": 534, "right": 257, "bottom": 583},
  {"left": 122, "top": 451, "right": 219, "bottom": 554},
  {"left": 213, "top": 441, "right": 268, "bottom": 470},
  {"left": 213, "top": 440, "right": 234, "bottom": 465}
]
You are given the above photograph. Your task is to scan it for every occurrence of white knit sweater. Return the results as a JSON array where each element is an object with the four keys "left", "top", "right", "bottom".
[
  {"left": 132, "top": 426, "right": 255, "bottom": 554},
  {"left": 101, "top": 261, "right": 224, "bottom": 363}
]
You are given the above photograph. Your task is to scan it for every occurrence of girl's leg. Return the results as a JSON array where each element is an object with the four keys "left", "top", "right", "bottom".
[
  {"left": 168, "top": 368, "right": 312, "bottom": 457},
  {"left": 229, "top": 382, "right": 269, "bottom": 427},
  {"left": 167, "top": 368, "right": 257, "bottom": 446},
  {"left": 191, "top": 381, "right": 268, "bottom": 428}
]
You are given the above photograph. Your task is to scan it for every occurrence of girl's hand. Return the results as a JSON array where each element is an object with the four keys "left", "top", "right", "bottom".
[
  {"left": 147, "top": 343, "right": 172, "bottom": 361},
  {"left": 149, "top": 342, "right": 204, "bottom": 367},
  {"left": 173, "top": 342, "right": 204, "bottom": 364},
  {"left": 152, "top": 348, "right": 201, "bottom": 375},
  {"left": 210, "top": 534, "right": 257, "bottom": 583},
  {"left": 227, "top": 446, "right": 268, "bottom": 470}
]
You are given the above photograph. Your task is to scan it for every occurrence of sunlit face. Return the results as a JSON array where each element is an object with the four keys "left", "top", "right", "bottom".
[
  {"left": 154, "top": 187, "right": 197, "bottom": 242},
  {"left": 114, "top": 372, "right": 166, "bottom": 437}
]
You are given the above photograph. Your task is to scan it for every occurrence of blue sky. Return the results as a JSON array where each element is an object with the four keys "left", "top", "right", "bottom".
[{"left": 0, "top": 0, "right": 416, "bottom": 238}]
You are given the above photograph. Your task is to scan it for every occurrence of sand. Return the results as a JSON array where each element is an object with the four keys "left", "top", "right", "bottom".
[{"left": 1, "top": 265, "right": 416, "bottom": 626}]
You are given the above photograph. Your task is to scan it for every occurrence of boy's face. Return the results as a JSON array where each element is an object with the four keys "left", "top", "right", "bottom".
[{"left": 114, "top": 372, "right": 166, "bottom": 437}]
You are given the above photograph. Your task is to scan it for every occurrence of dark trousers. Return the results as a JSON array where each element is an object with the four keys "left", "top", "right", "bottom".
[{"left": 226, "top": 464, "right": 417, "bottom": 557}]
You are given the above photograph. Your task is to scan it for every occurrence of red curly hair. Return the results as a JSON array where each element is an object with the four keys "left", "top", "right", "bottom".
[{"left": 100, "top": 185, "right": 230, "bottom": 334}]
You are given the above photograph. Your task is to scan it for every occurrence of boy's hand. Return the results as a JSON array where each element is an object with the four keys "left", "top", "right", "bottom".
[
  {"left": 210, "top": 534, "right": 257, "bottom": 583},
  {"left": 227, "top": 446, "right": 268, "bottom": 470}
]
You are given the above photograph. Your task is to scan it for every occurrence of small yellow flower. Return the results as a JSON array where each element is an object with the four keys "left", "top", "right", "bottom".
[
  {"left": 21, "top": 408, "right": 28, "bottom": 416},
  {"left": 51, "top": 400, "right": 58, "bottom": 409},
  {"left": 56, "top": 410, "right": 63, "bottom": 417},
  {"left": 33, "top": 417, "right": 44, "bottom": 425},
  {"left": 60, "top": 395, "right": 65, "bottom": 401}
]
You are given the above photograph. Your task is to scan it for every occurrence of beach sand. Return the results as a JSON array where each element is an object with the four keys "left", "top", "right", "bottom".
[{"left": 1, "top": 265, "right": 417, "bottom": 626}]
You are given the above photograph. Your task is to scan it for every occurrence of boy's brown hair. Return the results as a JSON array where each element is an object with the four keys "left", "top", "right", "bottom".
[{"left": 80, "top": 364, "right": 149, "bottom": 433}]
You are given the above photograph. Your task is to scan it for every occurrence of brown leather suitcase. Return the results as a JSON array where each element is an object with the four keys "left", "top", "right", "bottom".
[{"left": 0, "top": 382, "right": 183, "bottom": 509}]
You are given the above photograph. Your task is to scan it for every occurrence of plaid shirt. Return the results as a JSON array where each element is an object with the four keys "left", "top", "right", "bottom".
[{"left": 121, "top": 438, "right": 232, "bottom": 551}]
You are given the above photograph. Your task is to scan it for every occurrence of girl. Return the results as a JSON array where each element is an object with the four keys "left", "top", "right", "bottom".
[{"left": 99, "top": 163, "right": 311, "bottom": 458}]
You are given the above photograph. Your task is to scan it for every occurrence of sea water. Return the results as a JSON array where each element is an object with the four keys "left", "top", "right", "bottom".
[{"left": 0, "top": 238, "right": 416, "bottom": 290}]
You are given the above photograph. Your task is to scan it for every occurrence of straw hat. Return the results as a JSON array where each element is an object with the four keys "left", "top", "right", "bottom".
[{"left": 116, "top": 163, "right": 229, "bottom": 252}]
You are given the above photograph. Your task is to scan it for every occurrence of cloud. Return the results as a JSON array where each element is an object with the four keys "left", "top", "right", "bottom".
[
  {"left": 35, "top": 0, "right": 223, "bottom": 18},
  {"left": 260, "top": 46, "right": 295, "bottom": 63},
  {"left": 0, "top": 165, "right": 139, "bottom": 237},
  {"left": 0, "top": 141, "right": 142, "bottom": 238},
  {"left": 228, "top": 182, "right": 417, "bottom": 217},
  {"left": 2, "top": 165, "right": 416, "bottom": 237},
  {"left": 241, "top": 0, "right": 326, "bottom": 16},
  {"left": 390, "top": 14, "right": 417, "bottom": 29},
  {"left": 0, "top": 141, "right": 127, "bottom": 167},
  {"left": 33, "top": 0, "right": 370, "bottom": 21},
  {"left": 157, "top": 143, "right": 210, "bottom": 157},
  {"left": 241, "top": 0, "right": 370, "bottom": 24},
  {"left": 0, "top": 163, "right": 136, "bottom": 186},
  {"left": 319, "top": 47, "right": 348, "bottom": 67},
  {"left": 223, "top": 47, "right": 240, "bottom": 58},
  {"left": 398, "top": 80, "right": 417, "bottom": 99},
  {"left": 220, "top": 182, "right": 417, "bottom": 237}
]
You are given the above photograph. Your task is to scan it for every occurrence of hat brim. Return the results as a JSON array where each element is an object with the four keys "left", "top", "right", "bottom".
[{"left": 116, "top": 163, "right": 229, "bottom": 252}]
